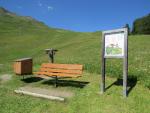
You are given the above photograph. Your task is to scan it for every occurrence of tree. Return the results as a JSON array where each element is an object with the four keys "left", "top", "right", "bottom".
[{"left": 132, "top": 14, "right": 150, "bottom": 34}]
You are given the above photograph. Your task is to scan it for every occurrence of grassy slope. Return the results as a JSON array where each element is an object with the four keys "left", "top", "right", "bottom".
[
  {"left": 1, "top": 29, "right": 150, "bottom": 88},
  {"left": 0, "top": 7, "right": 150, "bottom": 113}
]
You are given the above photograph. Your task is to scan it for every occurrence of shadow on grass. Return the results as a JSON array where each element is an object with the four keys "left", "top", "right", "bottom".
[
  {"left": 42, "top": 79, "right": 89, "bottom": 88},
  {"left": 106, "top": 76, "right": 137, "bottom": 96},
  {"left": 21, "top": 77, "right": 43, "bottom": 83}
]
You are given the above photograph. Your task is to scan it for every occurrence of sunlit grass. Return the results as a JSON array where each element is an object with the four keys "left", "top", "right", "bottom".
[{"left": 0, "top": 18, "right": 150, "bottom": 112}]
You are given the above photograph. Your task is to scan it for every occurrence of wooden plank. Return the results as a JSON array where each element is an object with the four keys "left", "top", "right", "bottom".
[
  {"left": 14, "top": 90, "right": 64, "bottom": 101},
  {"left": 41, "top": 63, "right": 83, "bottom": 70},
  {"left": 34, "top": 72, "right": 81, "bottom": 78},
  {"left": 13, "top": 62, "right": 21, "bottom": 74},
  {"left": 40, "top": 68, "right": 82, "bottom": 74}
]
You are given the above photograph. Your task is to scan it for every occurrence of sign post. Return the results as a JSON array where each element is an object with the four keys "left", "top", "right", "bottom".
[{"left": 101, "top": 28, "right": 128, "bottom": 97}]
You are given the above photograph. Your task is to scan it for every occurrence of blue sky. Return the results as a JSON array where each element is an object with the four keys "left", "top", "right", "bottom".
[{"left": 0, "top": 0, "right": 150, "bottom": 32}]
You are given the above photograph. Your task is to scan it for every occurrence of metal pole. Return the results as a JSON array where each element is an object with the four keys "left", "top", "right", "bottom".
[
  {"left": 50, "top": 50, "right": 54, "bottom": 63},
  {"left": 123, "top": 28, "right": 128, "bottom": 97},
  {"left": 45, "top": 49, "right": 57, "bottom": 63},
  {"left": 101, "top": 32, "right": 105, "bottom": 93},
  {"left": 101, "top": 58, "right": 105, "bottom": 93}
]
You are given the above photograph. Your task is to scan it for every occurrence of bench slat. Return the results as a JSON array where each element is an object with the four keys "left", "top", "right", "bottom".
[
  {"left": 40, "top": 68, "right": 82, "bottom": 74},
  {"left": 34, "top": 72, "right": 81, "bottom": 78},
  {"left": 41, "top": 63, "right": 83, "bottom": 70}
]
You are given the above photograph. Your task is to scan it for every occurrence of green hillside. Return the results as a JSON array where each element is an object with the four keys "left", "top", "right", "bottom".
[
  {"left": 0, "top": 7, "right": 51, "bottom": 35},
  {"left": 0, "top": 7, "right": 150, "bottom": 113},
  {"left": 0, "top": 7, "right": 149, "bottom": 88}
]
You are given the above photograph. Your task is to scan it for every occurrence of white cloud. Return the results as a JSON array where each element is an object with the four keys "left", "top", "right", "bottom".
[
  {"left": 37, "top": 1, "right": 53, "bottom": 12},
  {"left": 48, "top": 6, "right": 53, "bottom": 11}
]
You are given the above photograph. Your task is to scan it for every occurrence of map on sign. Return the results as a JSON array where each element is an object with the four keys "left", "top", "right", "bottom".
[{"left": 104, "top": 33, "right": 124, "bottom": 57}]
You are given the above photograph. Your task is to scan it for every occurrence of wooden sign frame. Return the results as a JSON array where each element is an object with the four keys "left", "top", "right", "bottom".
[{"left": 101, "top": 28, "right": 128, "bottom": 97}]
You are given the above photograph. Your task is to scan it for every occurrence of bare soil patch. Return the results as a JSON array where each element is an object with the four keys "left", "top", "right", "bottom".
[{"left": 0, "top": 74, "right": 12, "bottom": 83}]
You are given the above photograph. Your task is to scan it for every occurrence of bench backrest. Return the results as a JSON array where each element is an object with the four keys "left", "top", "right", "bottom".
[{"left": 39, "top": 63, "right": 83, "bottom": 77}]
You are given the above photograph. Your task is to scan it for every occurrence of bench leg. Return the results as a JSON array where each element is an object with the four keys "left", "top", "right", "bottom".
[{"left": 55, "top": 76, "right": 58, "bottom": 87}]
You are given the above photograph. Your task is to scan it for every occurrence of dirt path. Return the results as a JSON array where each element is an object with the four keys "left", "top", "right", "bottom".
[{"left": 0, "top": 74, "right": 12, "bottom": 83}]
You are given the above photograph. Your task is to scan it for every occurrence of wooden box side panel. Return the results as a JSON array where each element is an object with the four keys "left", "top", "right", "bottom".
[
  {"left": 14, "top": 62, "right": 21, "bottom": 75},
  {"left": 21, "top": 59, "right": 32, "bottom": 74}
]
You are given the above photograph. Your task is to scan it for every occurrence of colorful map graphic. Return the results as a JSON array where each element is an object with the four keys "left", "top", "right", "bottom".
[{"left": 105, "top": 33, "right": 124, "bottom": 56}]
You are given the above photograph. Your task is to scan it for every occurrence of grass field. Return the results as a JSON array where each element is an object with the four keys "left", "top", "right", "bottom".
[{"left": 0, "top": 7, "right": 150, "bottom": 113}]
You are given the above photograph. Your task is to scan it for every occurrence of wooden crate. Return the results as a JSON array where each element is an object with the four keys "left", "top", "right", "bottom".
[{"left": 14, "top": 58, "right": 32, "bottom": 75}]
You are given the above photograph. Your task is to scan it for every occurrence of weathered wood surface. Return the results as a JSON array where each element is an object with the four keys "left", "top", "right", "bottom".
[
  {"left": 40, "top": 68, "right": 82, "bottom": 74},
  {"left": 35, "top": 63, "right": 83, "bottom": 78},
  {"left": 14, "top": 86, "right": 74, "bottom": 101},
  {"left": 34, "top": 72, "right": 81, "bottom": 78},
  {"left": 41, "top": 63, "right": 83, "bottom": 70},
  {"left": 14, "top": 90, "right": 64, "bottom": 101}
]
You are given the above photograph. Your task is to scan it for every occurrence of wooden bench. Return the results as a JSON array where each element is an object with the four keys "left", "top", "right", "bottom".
[{"left": 34, "top": 63, "right": 83, "bottom": 87}]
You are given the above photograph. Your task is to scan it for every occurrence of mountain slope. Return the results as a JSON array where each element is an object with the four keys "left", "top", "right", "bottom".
[{"left": 0, "top": 8, "right": 50, "bottom": 34}]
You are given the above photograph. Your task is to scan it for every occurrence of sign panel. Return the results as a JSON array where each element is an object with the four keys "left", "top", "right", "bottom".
[
  {"left": 101, "top": 28, "right": 128, "bottom": 97},
  {"left": 104, "top": 33, "right": 124, "bottom": 57}
]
